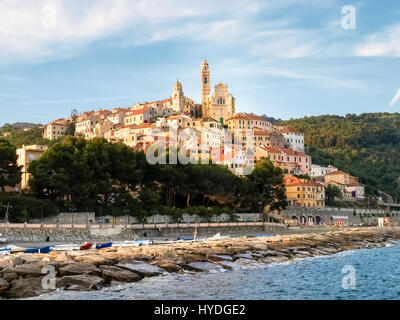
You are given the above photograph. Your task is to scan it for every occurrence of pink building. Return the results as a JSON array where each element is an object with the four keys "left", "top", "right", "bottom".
[{"left": 255, "top": 146, "right": 311, "bottom": 176}]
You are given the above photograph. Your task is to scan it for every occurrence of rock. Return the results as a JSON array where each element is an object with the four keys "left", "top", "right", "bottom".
[
  {"left": 7, "top": 277, "right": 47, "bottom": 299},
  {"left": 2, "top": 272, "right": 18, "bottom": 282},
  {"left": 133, "top": 253, "right": 153, "bottom": 261},
  {"left": 234, "top": 258, "right": 260, "bottom": 267},
  {"left": 99, "top": 265, "right": 142, "bottom": 283},
  {"left": 150, "top": 261, "right": 182, "bottom": 273},
  {"left": 186, "top": 262, "right": 223, "bottom": 272},
  {"left": 233, "top": 253, "right": 254, "bottom": 261},
  {"left": 260, "top": 256, "right": 289, "bottom": 264},
  {"left": 57, "top": 275, "right": 104, "bottom": 291},
  {"left": 207, "top": 255, "right": 234, "bottom": 262},
  {"left": 292, "top": 250, "right": 313, "bottom": 258},
  {"left": 258, "top": 250, "right": 280, "bottom": 257},
  {"left": 0, "top": 278, "right": 10, "bottom": 294},
  {"left": 2, "top": 263, "right": 43, "bottom": 277},
  {"left": 251, "top": 253, "right": 264, "bottom": 260},
  {"left": 116, "top": 260, "right": 166, "bottom": 277},
  {"left": 74, "top": 255, "right": 114, "bottom": 267},
  {"left": 58, "top": 263, "right": 101, "bottom": 276},
  {"left": 217, "top": 261, "right": 241, "bottom": 270},
  {"left": 12, "top": 257, "right": 25, "bottom": 266},
  {"left": 178, "top": 269, "right": 185, "bottom": 275}
]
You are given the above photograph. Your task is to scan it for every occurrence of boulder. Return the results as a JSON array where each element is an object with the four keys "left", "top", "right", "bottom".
[
  {"left": 99, "top": 265, "right": 142, "bottom": 283},
  {"left": 7, "top": 277, "right": 47, "bottom": 299},
  {"left": 233, "top": 253, "right": 254, "bottom": 261},
  {"left": 0, "top": 278, "right": 10, "bottom": 294},
  {"left": 234, "top": 258, "right": 260, "bottom": 267},
  {"left": 258, "top": 250, "right": 280, "bottom": 257},
  {"left": 217, "top": 261, "right": 241, "bottom": 270},
  {"left": 58, "top": 263, "right": 101, "bottom": 276},
  {"left": 150, "top": 260, "right": 182, "bottom": 273},
  {"left": 2, "top": 263, "right": 43, "bottom": 277},
  {"left": 116, "top": 260, "right": 165, "bottom": 277},
  {"left": 260, "top": 256, "right": 289, "bottom": 264},
  {"left": 57, "top": 275, "right": 104, "bottom": 291},
  {"left": 73, "top": 255, "right": 114, "bottom": 267},
  {"left": 2, "top": 272, "right": 18, "bottom": 282},
  {"left": 186, "top": 262, "right": 223, "bottom": 272},
  {"left": 12, "top": 257, "right": 25, "bottom": 266},
  {"left": 133, "top": 253, "right": 153, "bottom": 261},
  {"left": 207, "top": 255, "right": 233, "bottom": 262}
]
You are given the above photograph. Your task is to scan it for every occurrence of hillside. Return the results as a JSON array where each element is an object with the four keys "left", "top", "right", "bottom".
[
  {"left": 280, "top": 113, "right": 400, "bottom": 201},
  {"left": 0, "top": 126, "right": 51, "bottom": 148}
]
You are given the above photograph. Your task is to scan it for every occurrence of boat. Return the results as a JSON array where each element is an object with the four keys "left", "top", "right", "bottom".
[
  {"left": 38, "top": 246, "right": 52, "bottom": 254},
  {"left": 6, "top": 245, "right": 26, "bottom": 253},
  {"left": 113, "top": 241, "right": 141, "bottom": 247},
  {"left": 80, "top": 242, "right": 93, "bottom": 250},
  {"left": 95, "top": 242, "right": 112, "bottom": 249},
  {"left": 136, "top": 240, "right": 154, "bottom": 246},
  {"left": 24, "top": 248, "right": 39, "bottom": 254},
  {"left": 0, "top": 248, "right": 11, "bottom": 256},
  {"left": 24, "top": 246, "right": 52, "bottom": 254},
  {"left": 50, "top": 244, "right": 77, "bottom": 252},
  {"left": 206, "top": 233, "right": 230, "bottom": 241},
  {"left": 177, "top": 237, "right": 194, "bottom": 241}
]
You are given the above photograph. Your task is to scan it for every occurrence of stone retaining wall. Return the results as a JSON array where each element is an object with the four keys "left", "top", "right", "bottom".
[{"left": 0, "top": 224, "right": 271, "bottom": 242}]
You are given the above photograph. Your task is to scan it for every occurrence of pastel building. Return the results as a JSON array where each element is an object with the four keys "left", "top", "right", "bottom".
[
  {"left": 16, "top": 144, "right": 48, "bottom": 190},
  {"left": 255, "top": 146, "right": 311, "bottom": 175},
  {"left": 284, "top": 176, "right": 325, "bottom": 208},
  {"left": 45, "top": 120, "right": 68, "bottom": 140}
]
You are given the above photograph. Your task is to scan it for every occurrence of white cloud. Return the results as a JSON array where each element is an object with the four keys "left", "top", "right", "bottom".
[
  {"left": 390, "top": 89, "right": 400, "bottom": 107},
  {"left": 356, "top": 24, "right": 400, "bottom": 57},
  {"left": 0, "top": 0, "right": 265, "bottom": 64},
  {"left": 0, "top": 0, "right": 354, "bottom": 65}
]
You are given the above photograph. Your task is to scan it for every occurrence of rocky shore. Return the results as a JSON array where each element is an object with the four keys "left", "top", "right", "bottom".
[{"left": 0, "top": 227, "right": 399, "bottom": 299}]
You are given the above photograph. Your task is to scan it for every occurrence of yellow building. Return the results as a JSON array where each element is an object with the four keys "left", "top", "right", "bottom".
[
  {"left": 17, "top": 145, "right": 48, "bottom": 189},
  {"left": 284, "top": 176, "right": 325, "bottom": 208}
]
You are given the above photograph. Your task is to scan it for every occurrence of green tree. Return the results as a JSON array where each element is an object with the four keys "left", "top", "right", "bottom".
[
  {"left": 65, "top": 109, "right": 79, "bottom": 136},
  {"left": 245, "top": 157, "right": 287, "bottom": 215},
  {"left": 325, "top": 184, "right": 343, "bottom": 206},
  {"left": 0, "top": 139, "right": 22, "bottom": 192}
]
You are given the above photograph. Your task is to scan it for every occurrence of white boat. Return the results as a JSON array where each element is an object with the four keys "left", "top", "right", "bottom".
[
  {"left": 206, "top": 233, "right": 230, "bottom": 241},
  {"left": 0, "top": 248, "right": 11, "bottom": 256},
  {"left": 113, "top": 240, "right": 154, "bottom": 247},
  {"left": 113, "top": 241, "right": 141, "bottom": 247},
  {"left": 50, "top": 244, "right": 78, "bottom": 251},
  {"left": 5, "top": 245, "right": 26, "bottom": 253},
  {"left": 0, "top": 233, "right": 6, "bottom": 244}
]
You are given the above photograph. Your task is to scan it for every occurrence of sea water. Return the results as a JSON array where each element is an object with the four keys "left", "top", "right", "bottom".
[{"left": 31, "top": 244, "right": 400, "bottom": 300}]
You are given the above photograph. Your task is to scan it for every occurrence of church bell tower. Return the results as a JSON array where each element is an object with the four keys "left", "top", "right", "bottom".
[{"left": 201, "top": 59, "right": 210, "bottom": 118}]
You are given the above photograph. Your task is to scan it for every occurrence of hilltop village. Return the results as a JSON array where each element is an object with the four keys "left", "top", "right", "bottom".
[{"left": 12, "top": 61, "right": 365, "bottom": 209}]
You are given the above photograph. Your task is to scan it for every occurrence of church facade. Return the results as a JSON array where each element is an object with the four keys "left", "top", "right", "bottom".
[{"left": 200, "top": 59, "right": 235, "bottom": 124}]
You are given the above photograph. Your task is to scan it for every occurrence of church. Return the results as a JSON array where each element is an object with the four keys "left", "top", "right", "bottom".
[
  {"left": 200, "top": 59, "right": 235, "bottom": 124},
  {"left": 170, "top": 60, "right": 236, "bottom": 124}
]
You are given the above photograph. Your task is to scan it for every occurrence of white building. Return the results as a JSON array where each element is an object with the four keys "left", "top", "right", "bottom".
[
  {"left": 279, "top": 127, "right": 305, "bottom": 152},
  {"left": 345, "top": 183, "right": 365, "bottom": 200},
  {"left": 310, "top": 164, "right": 338, "bottom": 178}
]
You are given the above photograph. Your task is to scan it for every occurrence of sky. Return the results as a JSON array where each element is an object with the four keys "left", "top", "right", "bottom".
[{"left": 0, "top": 0, "right": 400, "bottom": 126}]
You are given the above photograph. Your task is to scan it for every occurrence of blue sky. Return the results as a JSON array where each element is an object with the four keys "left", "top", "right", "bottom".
[{"left": 0, "top": 0, "right": 400, "bottom": 126}]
